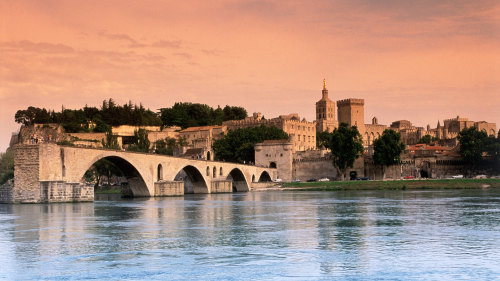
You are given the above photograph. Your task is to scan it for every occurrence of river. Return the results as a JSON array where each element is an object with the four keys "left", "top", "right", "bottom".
[{"left": 1, "top": 189, "right": 500, "bottom": 280}]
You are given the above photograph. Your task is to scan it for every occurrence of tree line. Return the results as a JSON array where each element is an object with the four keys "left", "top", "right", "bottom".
[
  {"left": 318, "top": 124, "right": 406, "bottom": 180},
  {"left": 458, "top": 127, "right": 500, "bottom": 175},
  {"left": 14, "top": 99, "right": 161, "bottom": 133},
  {"left": 213, "top": 125, "right": 289, "bottom": 163},
  {"left": 160, "top": 102, "right": 247, "bottom": 129},
  {"left": 15, "top": 100, "right": 248, "bottom": 133}
]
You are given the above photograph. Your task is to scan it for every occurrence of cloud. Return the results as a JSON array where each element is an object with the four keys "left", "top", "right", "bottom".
[
  {"left": 201, "top": 49, "right": 224, "bottom": 56},
  {"left": 174, "top": 52, "right": 193, "bottom": 59},
  {"left": 0, "top": 41, "right": 74, "bottom": 54},
  {"left": 97, "top": 30, "right": 149, "bottom": 48},
  {"left": 152, "top": 40, "right": 182, "bottom": 49}
]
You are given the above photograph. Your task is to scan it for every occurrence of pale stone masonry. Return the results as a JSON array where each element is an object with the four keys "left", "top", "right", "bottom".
[
  {"left": 224, "top": 113, "right": 317, "bottom": 151},
  {"left": 316, "top": 79, "right": 338, "bottom": 133},
  {"left": 2, "top": 144, "right": 275, "bottom": 203},
  {"left": 315, "top": 80, "right": 496, "bottom": 148}
]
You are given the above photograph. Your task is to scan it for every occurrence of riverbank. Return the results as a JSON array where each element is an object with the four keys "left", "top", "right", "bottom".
[
  {"left": 94, "top": 188, "right": 121, "bottom": 194},
  {"left": 280, "top": 178, "right": 500, "bottom": 191}
]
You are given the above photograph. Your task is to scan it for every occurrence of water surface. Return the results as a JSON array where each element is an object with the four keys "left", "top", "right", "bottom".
[{"left": 1, "top": 189, "right": 500, "bottom": 280}]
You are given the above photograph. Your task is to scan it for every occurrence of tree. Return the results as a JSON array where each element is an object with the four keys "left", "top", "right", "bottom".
[
  {"left": 213, "top": 125, "right": 289, "bottom": 163},
  {"left": 14, "top": 100, "right": 162, "bottom": 131},
  {"left": 93, "top": 117, "right": 110, "bottom": 133},
  {"left": 0, "top": 150, "right": 14, "bottom": 185},
  {"left": 160, "top": 102, "right": 248, "bottom": 129},
  {"left": 222, "top": 105, "right": 247, "bottom": 121},
  {"left": 15, "top": 106, "right": 37, "bottom": 125},
  {"left": 373, "top": 129, "right": 406, "bottom": 179},
  {"left": 85, "top": 158, "right": 123, "bottom": 187},
  {"left": 328, "top": 123, "right": 364, "bottom": 181},
  {"left": 154, "top": 137, "right": 179, "bottom": 156},
  {"left": 317, "top": 131, "right": 332, "bottom": 149},
  {"left": 457, "top": 127, "right": 488, "bottom": 176},
  {"left": 126, "top": 129, "right": 150, "bottom": 153},
  {"left": 417, "top": 134, "right": 438, "bottom": 145},
  {"left": 485, "top": 134, "right": 500, "bottom": 161},
  {"left": 102, "top": 129, "right": 120, "bottom": 150}
]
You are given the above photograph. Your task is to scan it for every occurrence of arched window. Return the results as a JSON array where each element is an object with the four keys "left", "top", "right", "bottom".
[
  {"left": 157, "top": 164, "right": 163, "bottom": 181},
  {"left": 252, "top": 175, "right": 256, "bottom": 182},
  {"left": 213, "top": 166, "right": 217, "bottom": 178},
  {"left": 220, "top": 167, "right": 223, "bottom": 176},
  {"left": 207, "top": 151, "right": 211, "bottom": 161},
  {"left": 270, "top": 162, "right": 277, "bottom": 168},
  {"left": 206, "top": 166, "right": 210, "bottom": 176}
]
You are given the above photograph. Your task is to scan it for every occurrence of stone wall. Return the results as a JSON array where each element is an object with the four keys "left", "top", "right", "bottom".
[
  {"left": 255, "top": 141, "right": 293, "bottom": 181},
  {"left": 154, "top": 181, "right": 184, "bottom": 196},
  {"left": 224, "top": 113, "right": 317, "bottom": 151},
  {"left": 251, "top": 182, "right": 277, "bottom": 190},
  {"left": 211, "top": 180, "right": 232, "bottom": 193},
  {"left": 292, "top": 158, "right": 338, "bottom": 181},
  {"left": 13, "top": 144, "right": 40, "bottom": 202},
  {"left": 68, "top": 133, "right": 105, "bottom": 148},
  {"left": 364, "top": 158, "right": 468, "bottom": 180},
  {"left": 10, "top": 145, "right": 95, "bottom": 203},
  {"left": 40, "top": 181, "right": 94, "bottom": 202},
  {"left": 0, "top": 181, "right": 13, "bottom": 203}
]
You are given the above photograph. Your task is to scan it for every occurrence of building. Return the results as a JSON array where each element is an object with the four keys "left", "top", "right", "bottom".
[
  {"left": 223, "top": 112, "right": 316, "bottom": 152},
  {"left": 316, "top": 79, "right": 338, "bottom": 133},
  {"left": 431, "top": 116, "right": 497, "bottom": 139},
  {"left": 178, "top": 125, "right": 227, "bottom": 160}
]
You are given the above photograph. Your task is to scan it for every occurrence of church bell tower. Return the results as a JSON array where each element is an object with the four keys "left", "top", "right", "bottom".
[{"left": 315, "top": 79, "right": 338, "bottom": 132}]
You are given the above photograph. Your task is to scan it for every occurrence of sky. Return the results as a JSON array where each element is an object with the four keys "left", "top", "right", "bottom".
[{"left": 1, "top": 0, "right": 499, "bottom": 152}]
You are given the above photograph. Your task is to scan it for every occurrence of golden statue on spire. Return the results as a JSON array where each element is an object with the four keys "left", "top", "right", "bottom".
[{"left": 323, "top": 79, "right": 327, "bottom": 90}]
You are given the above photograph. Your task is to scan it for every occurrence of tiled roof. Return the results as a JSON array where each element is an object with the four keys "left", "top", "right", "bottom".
[
  {"left": 260, "top": 139, "right": 290, "bottom": 144},
  {"left": 180, "top": 125, "right": 224, "bottom": 132},
  {"left": 184, "top": 148, "right": 204, "bottom": 155},
  {"left": 408, "top": 144, "right": 451, "bottom": 151}
]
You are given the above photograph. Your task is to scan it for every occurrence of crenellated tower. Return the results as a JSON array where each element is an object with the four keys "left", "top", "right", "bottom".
[{"left": 337, "top": 98, "right": 365, "bottom": 135}]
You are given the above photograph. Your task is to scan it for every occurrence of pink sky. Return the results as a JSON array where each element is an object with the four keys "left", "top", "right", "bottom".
[{"left": 1, "top": 0, "right": 499, "bottom": 152}]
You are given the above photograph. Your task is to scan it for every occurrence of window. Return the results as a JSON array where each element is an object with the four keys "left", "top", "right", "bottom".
[
  {"left": 206, "top": 166, "right": 210, "bottom": 176},
  {"left": 157, "top": 164, "right": 163, "bottom": 181},
  {"left": 220, "top": 167, "right": 223, "bottom": 176}
]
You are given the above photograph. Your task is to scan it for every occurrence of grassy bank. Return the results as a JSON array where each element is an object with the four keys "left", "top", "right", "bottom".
[
  {"left": 94, "top": 188, "right": 121, "bottom": 194},
  {"left": 282, "top": 178, "right": 500, "bottom": 191}
]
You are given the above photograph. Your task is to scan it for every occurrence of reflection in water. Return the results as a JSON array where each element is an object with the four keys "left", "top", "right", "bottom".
[{"left": 1, "top": 189, "right": 500, "bottom": 280}]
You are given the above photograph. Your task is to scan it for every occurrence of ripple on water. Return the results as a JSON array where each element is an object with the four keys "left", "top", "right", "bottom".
[{"left": 1, "top": 189, "right": 500, "bottom": 280}]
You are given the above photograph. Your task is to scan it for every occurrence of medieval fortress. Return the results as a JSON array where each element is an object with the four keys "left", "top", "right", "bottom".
[{"left": 1, "top": 80, "right": 497, "bottom": 203}]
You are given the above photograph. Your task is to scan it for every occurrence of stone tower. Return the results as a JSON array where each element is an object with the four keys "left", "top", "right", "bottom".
[
  {"left": 315, "top": 79, "right": 338, "bottom": 132},
  {"left": 337, "top": 98, "right": 365, "bottom": 134}
]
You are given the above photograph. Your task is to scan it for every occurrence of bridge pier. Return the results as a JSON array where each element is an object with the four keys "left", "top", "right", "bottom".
[
  {"left": 154, "top": 181, "right": 184, "bottom": 196},
  {"left": 211, "top": 180, "right": 232, "bottom": 193}
]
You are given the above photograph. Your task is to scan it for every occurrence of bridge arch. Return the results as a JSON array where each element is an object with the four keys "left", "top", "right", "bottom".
[
  {"left": 258, "top": 171, "right": 272, "bottom": 182},
  {"left": 80, "top": 155, "right": 150, "bottom": 197},
  {"left": 174, "top": 165, "right": 209, "bottom": 194},
  {"left": 226, "top": 168, "right": 249, "bottom": 192}
]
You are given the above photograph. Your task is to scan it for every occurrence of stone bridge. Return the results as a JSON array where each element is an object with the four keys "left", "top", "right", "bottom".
[{"left": 4, "top": 144, "right": 276, "bottom": 203}]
